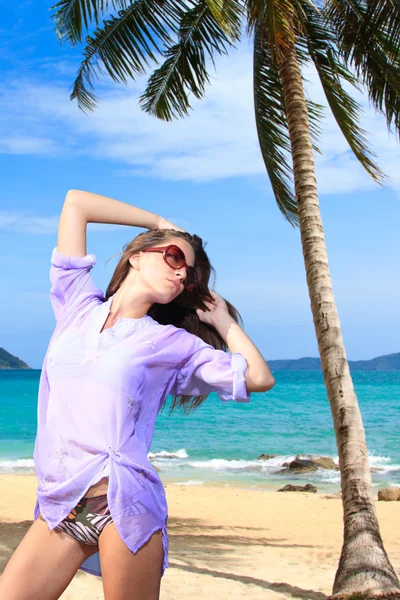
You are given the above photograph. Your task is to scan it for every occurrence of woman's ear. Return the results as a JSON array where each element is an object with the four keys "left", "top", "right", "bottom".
[{"left": 128, "top": 252, "right": 141, "bottom": 269}]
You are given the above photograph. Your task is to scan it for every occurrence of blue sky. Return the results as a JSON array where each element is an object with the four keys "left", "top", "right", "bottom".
[{"left": 1, "top": 1, "right": 399, "bottom": 369}]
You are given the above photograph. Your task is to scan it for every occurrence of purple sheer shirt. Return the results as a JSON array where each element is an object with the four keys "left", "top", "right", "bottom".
[{"left": 33, "top": 248, "right": 251, "bottom": 577}]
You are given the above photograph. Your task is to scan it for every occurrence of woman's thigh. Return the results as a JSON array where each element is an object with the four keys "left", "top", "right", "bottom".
[
  {"left": 0, "top": 516, "right": 98, "bottom": 600},
  {"left": 98, "top": 524, "right": 164, "bottom": 600}
]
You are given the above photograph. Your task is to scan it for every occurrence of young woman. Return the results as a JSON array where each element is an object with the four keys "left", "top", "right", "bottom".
[{"left": 0, "top": 190, "right": 275, "bottom": 600}]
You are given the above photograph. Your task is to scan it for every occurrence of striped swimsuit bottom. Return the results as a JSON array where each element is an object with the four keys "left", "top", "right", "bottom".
[{"left": 39, "top": 493, "right": 113, "bottom": 546}]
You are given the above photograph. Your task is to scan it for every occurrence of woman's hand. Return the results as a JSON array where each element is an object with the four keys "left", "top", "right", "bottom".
[
  {"left": 196, "top": 291, "right": 231, "bottom": 327},
  {"left": 154, "top": 215, "right": 186, "bottom": 232},
  {"left": 198, "top": 291, "right": 275, "bottom": 393}
]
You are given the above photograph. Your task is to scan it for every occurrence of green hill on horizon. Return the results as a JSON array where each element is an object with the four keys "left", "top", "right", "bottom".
[
  {"left": 0, "top": 348, "right": 31, "bottom": 370},
  {"left": 268, "top": 352, "right": 400, "bottom": 371}
]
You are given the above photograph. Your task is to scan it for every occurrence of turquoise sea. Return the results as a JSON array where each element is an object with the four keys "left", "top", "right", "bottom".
[{"left": 1, "top": 370, "right": 399, "bottom": 493}]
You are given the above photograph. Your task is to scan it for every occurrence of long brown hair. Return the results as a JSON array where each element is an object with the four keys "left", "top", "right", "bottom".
[{"left": 105, "top": 229, "right": 243, "bottom": 415}]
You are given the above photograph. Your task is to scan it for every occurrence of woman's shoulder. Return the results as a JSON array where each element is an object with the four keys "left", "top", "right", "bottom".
[
  {"left": 151, "top": 323, "right": 212, "bottom": 357},
  {"left": 151, "top": 322, "right": 196, "bottom": 341}
]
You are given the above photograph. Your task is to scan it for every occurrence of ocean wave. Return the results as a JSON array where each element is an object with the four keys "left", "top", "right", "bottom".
[
  {"left": 0, "top": 458, "right": 35, "bottom": 472},
  {"left": 150, "top": 451, "right": 400, "bottom": 483},
  {"left": 148, "top": 448, "right": 188, "bottom": 460},
  {"left": 152, "top": 456, "right": 296, "bottom": 474},
  {"left": 317, "top": 471, "right": 341, "bottom": 483},
  {"left": 368, "top": 455, "right": 392, "bottom": 466},
  {"left": 1, "top": 450, "right": 399, "bottom": 485},
  {"left": 332, "top": 454, "right": 400, "bottom": 473},
  {"left": 171, "top": 480, "right": 204, "bottom": 486}
]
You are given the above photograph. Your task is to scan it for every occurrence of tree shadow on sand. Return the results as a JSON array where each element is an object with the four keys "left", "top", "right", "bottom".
[
  {"left": 0, "top": 520, "right": 32, "bottom": 574},
  {"left": 167, "top": 516, "right": 329, "bottom": 600},
  {"left": 169, "top": 563, "right": 328, "bottom": 600},
  {"left": 0, "top": 517, "right": 329, "bottom": 598}
]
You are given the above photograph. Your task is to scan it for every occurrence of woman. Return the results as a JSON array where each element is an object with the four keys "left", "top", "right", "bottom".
[{"left": 0, "top": 190, "right": 275, "bottom": 600}]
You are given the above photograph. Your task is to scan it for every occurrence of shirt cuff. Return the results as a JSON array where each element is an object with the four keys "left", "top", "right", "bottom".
[
  {"left": 219, "top": 352, "right": 250, "bottom": 403},
  {"left": 51, "top": 247, "right": 97, "bottom": 269}
]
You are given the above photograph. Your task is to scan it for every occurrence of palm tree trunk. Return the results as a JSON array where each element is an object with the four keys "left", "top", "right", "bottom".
[{"left": 275, "top": 36, "right": 400, "bottom": 597}]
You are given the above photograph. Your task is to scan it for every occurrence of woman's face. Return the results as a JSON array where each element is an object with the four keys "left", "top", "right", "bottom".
[{"left": 133, "top": 237, "right": 196, "bottom": 303}]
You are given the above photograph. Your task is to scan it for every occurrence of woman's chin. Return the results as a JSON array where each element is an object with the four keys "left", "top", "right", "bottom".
[{"left": 154, "top": 292, "right": 179, "bottom": 305}]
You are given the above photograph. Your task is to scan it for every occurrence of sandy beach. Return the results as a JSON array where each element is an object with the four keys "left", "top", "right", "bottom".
[{"left": 0, "top": 475, "right": 399, "bottom": 599}]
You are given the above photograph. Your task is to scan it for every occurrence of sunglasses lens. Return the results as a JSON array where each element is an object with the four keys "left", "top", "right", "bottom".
[
  {"left": 165, "top": 246, "right": 197, "bottom": 290},
  {"left": 165, "top": 247, "right": 185, "bottom": 268}
]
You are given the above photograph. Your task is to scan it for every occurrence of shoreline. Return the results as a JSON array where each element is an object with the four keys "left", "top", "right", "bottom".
[
  {"left": 0, "top": 469, "right": 343, "bottom": 495},
  {"left": 1, "top": 467, "right": 396, "bottom": 496}
]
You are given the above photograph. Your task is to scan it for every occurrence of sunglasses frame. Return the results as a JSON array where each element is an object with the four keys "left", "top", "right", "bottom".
[{"left": 141, "top": 244, "right": 198, "bottom": 292}]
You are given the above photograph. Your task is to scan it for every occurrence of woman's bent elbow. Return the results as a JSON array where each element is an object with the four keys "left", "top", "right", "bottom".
[
  {"left": 249, "top": 376, "right": 275, "bottom": 393},
  {"left": 65, "top": 189, "right": 80, "bottom": 203},
  {"left": 258, "top": 376, "right": 275, "bottom": 392}
]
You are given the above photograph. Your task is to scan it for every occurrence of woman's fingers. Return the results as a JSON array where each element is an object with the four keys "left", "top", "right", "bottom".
[{"left": 156, "top": 216, "right": 186, "bottom": 232}]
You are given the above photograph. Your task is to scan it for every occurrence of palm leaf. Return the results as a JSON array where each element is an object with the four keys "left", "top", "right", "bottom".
[
  {"left": 325, "top": 0, "right": 400, "bottom": 137},
  {"left": 300, "top": 2, "right": 385, "bottom": 183},
  {"left": 365, "top": 0, "right": 400, "bottom": 50},
  {"left": 247, "top": 0, "right": 296, "bottom": 58},
  {"left": 246, "top": 0, "right": 312, "bottom": 61},
  {"left": 70, "top": 0, "right": 190, "bottom": 112},
  {"left": 50, "top": 0, "right": 127, "bottom": 44},
  {"left": 253, "top": 20, "right": 299, "bottom": 226},
  {"left": 204, "top": 0, "right": 244, "bottom": 38},
  {"left": 139, "top": 0, "right": 242, "bottom": 120}
]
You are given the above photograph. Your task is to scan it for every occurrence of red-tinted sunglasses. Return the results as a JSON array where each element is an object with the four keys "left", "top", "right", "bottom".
[{"left": 141, "top": 244, "right": 198, "bottom": 292}]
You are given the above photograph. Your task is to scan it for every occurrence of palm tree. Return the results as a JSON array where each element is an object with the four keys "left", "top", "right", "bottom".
[{"left": 50, "top": 0, "right": 400, "bottom": 595}]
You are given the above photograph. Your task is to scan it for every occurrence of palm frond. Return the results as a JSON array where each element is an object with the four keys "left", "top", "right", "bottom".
[
  {"left": 204, "top": 0, "right": 244, "bottom": 38},
  {"left": 70, "top": 0, "right": 190, "bottom": 112},
  {"left": 300, "top": 2, "right": 385, "bottom": 183},
  {"left": 365, "top": 0, "right": 400, "bottom": 50},
  {"left": 325, "top": 0, "right": 400, "bottom": 137},
  {"left": 246, "top": 0, "right": 311, "bottom": 61},
  {"left": 139, "top": 0, "right": 241, "bottom": 120},
  {"left": 247, "top": 0, "right": 296, "bottom": 58},
  {"left": 253, "top": 20, "right": 299, "bottom": 226},
  {"left": 50, "top": 0, "right": 127, "bottom": 45}
]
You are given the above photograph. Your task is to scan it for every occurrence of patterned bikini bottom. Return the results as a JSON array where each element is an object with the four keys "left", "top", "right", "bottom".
[{"left": 39, "top": 493, "right": 113, "bottom": 546}]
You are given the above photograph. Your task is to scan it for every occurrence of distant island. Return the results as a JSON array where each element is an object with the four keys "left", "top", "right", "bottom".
[
  {"left": 268, "top": 352, "right": 400, "bottom": 371},
  {"left": 0, "top": 348, "right": 31, "bottom": 370},
  {"left": 1, "top": 347, "right": 399, "bottom": 371}
]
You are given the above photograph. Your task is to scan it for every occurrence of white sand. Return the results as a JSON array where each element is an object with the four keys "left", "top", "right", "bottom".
[{"left": 1, "top": 475, "right": 399, "bottom": 599}]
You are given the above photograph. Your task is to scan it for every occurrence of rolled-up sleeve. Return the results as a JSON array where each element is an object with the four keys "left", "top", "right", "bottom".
[
  {"left": 49, "top": 248, "right": 103, "bottom": 324},
  {"left": 170, "top": 330, "right": 250, "bottom": 403}
]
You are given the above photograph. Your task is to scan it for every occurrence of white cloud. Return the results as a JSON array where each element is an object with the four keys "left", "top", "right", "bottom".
[
  {"left": 0, "top": 209, "right": 192, "bottom": 235},
  {"left": 0, "top": 211, "right": 129, "bottom": 234},
  {"left": 0, "top": 43, "right": 399, "bottom": 194},
  {"left": 0, "top": 136, "right": 58, "bottom": 155}
]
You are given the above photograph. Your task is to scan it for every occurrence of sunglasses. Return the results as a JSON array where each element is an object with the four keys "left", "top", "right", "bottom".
[{"left": 141, "top": 244, "right": 198, "bottom": 292}]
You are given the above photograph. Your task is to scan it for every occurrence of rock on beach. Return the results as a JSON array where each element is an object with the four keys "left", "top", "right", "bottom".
[
  {"left": 279, "top": 455, "right": 339, "bottom": 474},
  {"left": 277, "top": 484, "right": 318, "bottom": 493},
  {"left": 378, "top": 486, "right": 400, "bottom": 501}
]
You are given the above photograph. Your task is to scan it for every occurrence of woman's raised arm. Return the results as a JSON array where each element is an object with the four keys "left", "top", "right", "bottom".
[
  {"left": 57, "top": 189, "right": 171, "bottom": 257},
  {"left": 196, "top": 291, "right": 275, "bottom": 393}
]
